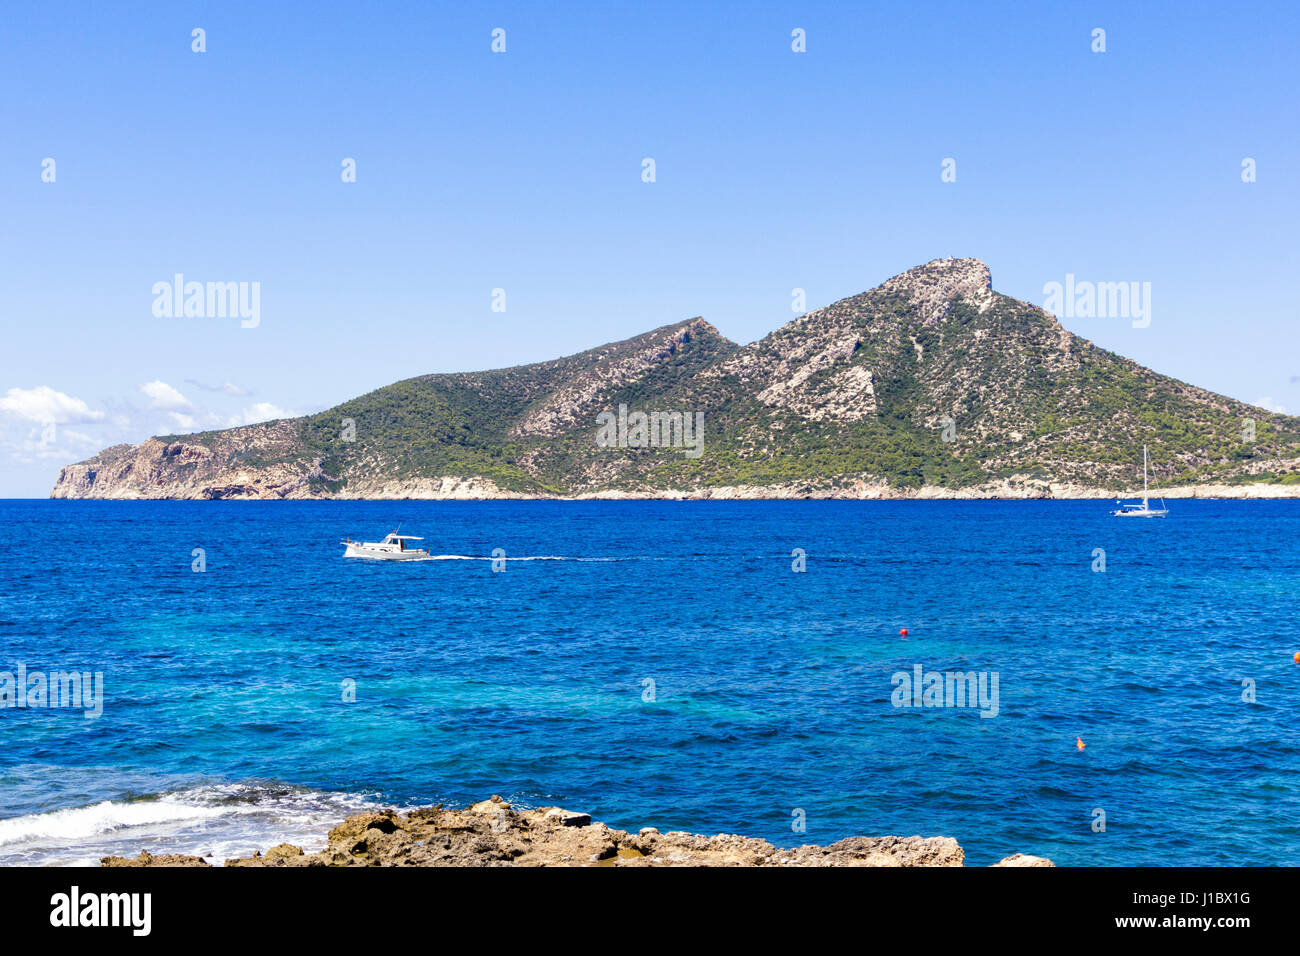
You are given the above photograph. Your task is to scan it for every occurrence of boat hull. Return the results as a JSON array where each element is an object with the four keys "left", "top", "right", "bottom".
[{"left": 343, "top": 543, "right": 430, "bottom": 560}]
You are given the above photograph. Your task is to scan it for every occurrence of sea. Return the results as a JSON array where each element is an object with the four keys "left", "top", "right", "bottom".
[{"left": 1, "top": 499, "right": 1297, "bottom": 866}]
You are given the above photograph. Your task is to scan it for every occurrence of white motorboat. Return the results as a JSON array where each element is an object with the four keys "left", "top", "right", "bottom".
[
  {"left": 1112, "top": 445, "right": 1168, "bottom": 517},
  {"left": 341, "top": 530, "right": 430, "bottom": 560}
]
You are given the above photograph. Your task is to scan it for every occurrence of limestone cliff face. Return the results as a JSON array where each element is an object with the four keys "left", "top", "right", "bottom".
[
  {"left": 50, "top": 432, "right": 514, "bottom": 501},
  {"left": 51, "top": 258, "right": 1300, "bottom": 500},
  {"left": 51, "top": 422, "right": 326, "bottom": 500},
  {"left": 696, "top": 260, "right": 991, "bottom": 425}
]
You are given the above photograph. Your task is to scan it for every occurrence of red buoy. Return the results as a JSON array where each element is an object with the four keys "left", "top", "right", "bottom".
[{"left": 899, "top": 628, "right": 909, "bottom": 637}]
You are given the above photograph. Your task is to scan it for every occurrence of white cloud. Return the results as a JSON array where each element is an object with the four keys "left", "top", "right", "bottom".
[
  {"left": 61, "top": 428, "right": 98, "bottom": 446},
  {"left": 0, "top": 386, "right": 105, "bottom": 424},
  {"left": 167, "top": 412, "right": 198, "bottom": 431},
  {"left": 1, "top": 422, "right": 104, "bottom": 462},
  {"left": 227, "top": 402, "right": 295, "bottom": 427},
  {"left": 1253, "top": 397, "right": 1287, "bottom": 414},
  {"left": 139, "top": 380, "right": 192, "bottom": 410},
  {"left": 185, "top": 378, "right": 251, "bottom": 397}
]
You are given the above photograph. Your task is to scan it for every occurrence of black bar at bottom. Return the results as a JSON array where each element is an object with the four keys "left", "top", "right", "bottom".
[{"left": 0, "top": 865, "right": 1277, "bottom": 941}]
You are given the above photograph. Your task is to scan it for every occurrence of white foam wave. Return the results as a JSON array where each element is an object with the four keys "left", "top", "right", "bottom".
[
  {"left": 0, "top": 782, "right": 389, "bottom": 866},
  {"left": 0, "top": 799, "right": 223, "bottom": 845}
]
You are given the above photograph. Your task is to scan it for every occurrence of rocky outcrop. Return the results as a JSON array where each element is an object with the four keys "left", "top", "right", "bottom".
[
  {"left": 875, "top": 256, "right": 995, "bottom": 322},
  {"left": 50, "top": 421, "right": 321, "bottom": 500},
  {"left": 101, "top": 849, "right": 211, "bottom": 867},
  {"left": 100, "top": 796, "right": 1050, "bottom": 868}
]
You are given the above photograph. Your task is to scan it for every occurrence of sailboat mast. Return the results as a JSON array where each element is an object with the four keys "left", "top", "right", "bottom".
[{"left": 1143, "top": 444, "right": 1149, "bottom": 506}]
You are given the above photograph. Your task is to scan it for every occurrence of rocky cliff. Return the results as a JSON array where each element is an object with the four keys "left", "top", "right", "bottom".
[{"left": 52, "top": 258, "right": 1300, "bottom": 499}]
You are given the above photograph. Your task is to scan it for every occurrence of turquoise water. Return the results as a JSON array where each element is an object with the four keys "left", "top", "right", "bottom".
[{"left": 1, "top": 499, "right": 1298, "bottom": 865}]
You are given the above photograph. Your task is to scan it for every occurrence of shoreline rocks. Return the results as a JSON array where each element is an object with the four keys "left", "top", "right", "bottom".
[
  {"left": 51, "top": 441, "right": 1300, "bottom": 502},
  {"left": 100, "top": 796, "right": 1053, "bottom": 868}
]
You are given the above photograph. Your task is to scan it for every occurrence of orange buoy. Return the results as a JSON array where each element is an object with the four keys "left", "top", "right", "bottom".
[
  {"left": 1294, "top": 652, "right": 1300, "bottom": 664},
  {"left": 899, "top": 628, "right": 908, "bottom": 637},
  {"left": 1076, "top": 737, "right": 1086, "bottom": 750}
]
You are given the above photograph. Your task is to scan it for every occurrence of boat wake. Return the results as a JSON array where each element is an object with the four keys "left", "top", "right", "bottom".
[{"left": 418, "top": 554, "right": 626, "bottom": 562}]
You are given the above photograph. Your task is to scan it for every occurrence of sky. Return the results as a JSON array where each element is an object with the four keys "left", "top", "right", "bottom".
[{"left": 1, "top": 0, "right": 1297, "bottom": 496}]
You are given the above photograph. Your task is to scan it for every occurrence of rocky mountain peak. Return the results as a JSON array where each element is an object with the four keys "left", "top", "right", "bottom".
[
  {"left": 876, "top": 257, "right": 994, "bottom": 322},
  {"left": 676, "top": 316, "right": 721, "bottom": 338}
]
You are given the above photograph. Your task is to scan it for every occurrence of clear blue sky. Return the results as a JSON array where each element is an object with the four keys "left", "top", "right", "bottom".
[{"left": 2, "top": 0, "right": 1297, "bottom": 495}]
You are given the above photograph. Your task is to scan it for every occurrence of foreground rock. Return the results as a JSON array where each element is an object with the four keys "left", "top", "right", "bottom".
[
  {"left": 101, "top": 796, "right": 1051, "bottom": 867},
  {"left": 101, "top": 849, "right": 211, "bottom": 868}
]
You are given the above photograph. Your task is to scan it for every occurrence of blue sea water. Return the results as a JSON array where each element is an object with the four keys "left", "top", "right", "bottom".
[{"left": 0, "top": 499, "right": 1298, "bottom": 866}]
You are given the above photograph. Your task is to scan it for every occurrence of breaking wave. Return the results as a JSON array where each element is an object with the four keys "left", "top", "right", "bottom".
[{"left": 0, "top": 782, "right": 387, "bottom": 867}]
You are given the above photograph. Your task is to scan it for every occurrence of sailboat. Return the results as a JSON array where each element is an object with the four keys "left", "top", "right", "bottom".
[{"left": 1112, "top": 445, "right": 1168, "bottom": 517}]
